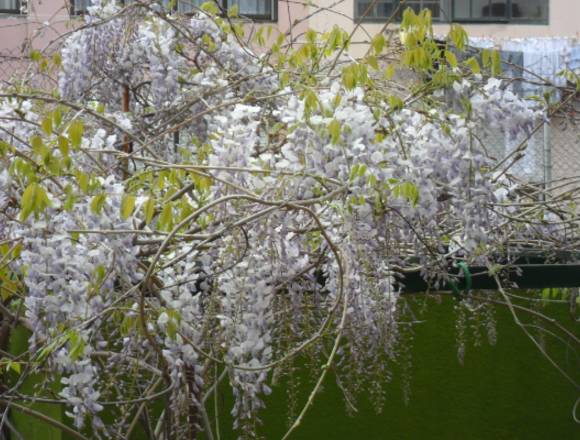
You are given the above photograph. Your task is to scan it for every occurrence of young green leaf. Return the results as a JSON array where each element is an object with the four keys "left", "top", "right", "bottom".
[
  {"left": 68, "top": 120, "right": 84, "bottom": 149},
  {"left": 90, "top": 193, "right": 107, "bottom": 215},
  {"left": 41, "top": 117, "right": 53, "bottom": 136},
  {"left": 144, "top": 197, "right": 155, "bottom": 224},
  {"left": 121, "top": 194, "right": 136, "bottom": 219},
  {"left": 328, "top": 119, "right": 341, "bottom": 144}
]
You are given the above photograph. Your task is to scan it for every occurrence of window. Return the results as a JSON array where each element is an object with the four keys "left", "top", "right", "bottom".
[
  {"left": 355, "top": 0, "right": 443, "bottom": 21},
  {"left": 71, "top": 1, "right": 276, "bottom": 20},
  {"left": 178, "top": 0, "right": 275, "bottom": 19},
  {"left": 452, "top": 0, "right": 548, "bottom": 23},
  {"left": 71, "top": 0, "right": 92, "bottom": 15},
  {"left": 355, "top": 0, "right": 548, "bottom": 23},
  {"left": 0, "top": 0, "right": 20, "bottom": 14},
  {"left": 228, "top": 0, "right": 274, "bottom": 19}
]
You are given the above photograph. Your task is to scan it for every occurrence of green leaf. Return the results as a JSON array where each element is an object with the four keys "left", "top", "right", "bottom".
[
  {"left": 367, "top": 55, "right": 379, "bottom": 70},
  {"left": 30, "top": 49, "right": 42, "bottom": 62},
  {"left": 20, "top": 183, "right": 37, "bottom": 221},
  {"left": 68, "top": 331, "right": 86, "bottom": 361},
  {"left": 342, "top": 65, "right": 356, "bottom": 90},
  {"left": 90, "top": 193, "right": 107, "bottom": 215},
  {"left": 449, "top": 24, "right": 467, "bottom": 51},
  {"left": 41, "top": 117, "right": 53, "bottom": 136},
  {"left": 228, "top": 4, "right": 239, "bottom": 17},
  {"left": 58, "top": 135, "right": 70, "bottom": 157},
  {"left": 0, "top": 140, "right": 11, "bottom": 158},
  {"left": 64, "top": 190, "right": 76, "bottom": 211},
  {"left": 389, "top": 95, "right": 403, "bottom": 111},
  {"left": 52, "top": 52, "right": 62, "bottom": 67},
  {"left": 445, "top": 50, "right": 458, "bottom": 68},
  {"left": 167, "top": 319, "right": 177, "bottom": 340},
  {"left": 358, "top": 164, "right": 367, "bottom": 177},
  {"left": 76, "top": 171, "right": 89, "bottom": 193},
  {"left": 158, "top": 203, "right": 173, "bottom": 231},
  {"left": 120, "top": 194, "right": 136, "bottom": 220},
  {"left": 94, "top": 264, "right": 106, "bottom": 283},
  {"left": 328, "top": 119, "right": 341, "bottom": 144},
  {"left": 201, "top": 0, "right": 219, "bottom": 14},
  {"left": 465, "top": 57, "right": 481, "bottom": 74},
  {"left": 392, "top": 181, "right": 419, "bottom": 206},
  {"left": 7, "top": 361, "right": 21, "bottom": 375},
  {"left": 303, "top": 89, "right": 319, "bottom": 117},
  {"left": 491, "top": 49, "right": 502, "bottom": 76},
  {"left": 68, "top": 120, "right": 84, "bottom": 150},
  {"left": 20, "top": 183, "right": 51, "bottom": 221},
  {"left": 53, "top": 108, "right": 62, "bottom": 127},
  {"left": 30, "top": 135, "right": 44, "bottom": 156},
  {"left": 371, "top": 34, "right": 385, "bottom": 55},
  {"left": 144, "top": 197, "right": 155, "bottom": 225}
]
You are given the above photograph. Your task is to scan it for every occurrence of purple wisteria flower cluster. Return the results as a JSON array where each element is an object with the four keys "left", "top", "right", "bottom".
[{"left": 0, "top": 2, "right": 575, "bottom": 439}]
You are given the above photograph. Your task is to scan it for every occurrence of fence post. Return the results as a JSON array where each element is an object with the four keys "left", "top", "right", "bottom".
[
  {"left": 543, "top": 112, "right": 552, "bottom": 192},
  {"left": 121, "top": 84, "right": 131, "bottom": 177}
]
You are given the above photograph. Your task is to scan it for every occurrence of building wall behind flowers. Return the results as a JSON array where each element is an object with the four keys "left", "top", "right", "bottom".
[{"left": 0, "top": 0, "right": 579, "bottom": 191}]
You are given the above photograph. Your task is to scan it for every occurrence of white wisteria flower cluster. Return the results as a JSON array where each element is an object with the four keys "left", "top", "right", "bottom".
[{"left": 0, "top": 2, "right": 575, "bottom": 439}]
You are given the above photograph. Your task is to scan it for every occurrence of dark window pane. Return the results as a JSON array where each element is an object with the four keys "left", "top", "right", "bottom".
[
  {"left": 358, "top": 2, "right": 371, "bottom": 17},
  {"left": 406, "top": 3, "right": 424, "bottom": 15},
  {"left": 73, "top": 0, "right": 92, "bottom": 14},
  {"left": 228, "top": 0, "right": 272, "bottom": 16},
  {"left": 357, "top": 2, "right": 373, "bottom": 17},
  {"left": 488, "top": 1, "right": 508, "bottom": 18},
  {"left": 357, "top": 1, "right": 395, "bottom": 18},
  {"left": 511, "top": 0, "right": 548, "bottom": 20},
  {"left": 454, "top": 0, "right": 509, "bottom": 20},
  {"left": 0, "top": 0, "right": 19, "bottom": 11},
  {"left": 357, "top": 0, "right": 444, "bottom": 20},
  {"left": 453, "top": 0, "right": 471, "bottom": 19},
  {"left": 404, "top": 1, "right": 441, "bottom": 19},
  {"left": 377, "top": 2, "right": 394, "bottom": 17},
  {"left": 453, "top": 0, "right": 546, "bottom": 22},
  {"left": 424, "top": 2, "right": 441, "bottom": 18}
]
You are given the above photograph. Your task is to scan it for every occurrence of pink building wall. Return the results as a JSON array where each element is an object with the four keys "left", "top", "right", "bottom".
[
  {"left": 0, "top": 1, "right": 71, "bottom": 54},
  {"left": 1, "top": 1, "right": 579, "bottom": 60}
]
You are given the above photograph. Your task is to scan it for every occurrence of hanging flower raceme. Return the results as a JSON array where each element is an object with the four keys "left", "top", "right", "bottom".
[{"left": 0, "top": 3, "right": 574, "bottom": 439}]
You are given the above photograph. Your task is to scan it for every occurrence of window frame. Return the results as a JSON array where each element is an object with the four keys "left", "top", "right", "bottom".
[
  {"left": 451, "top": 0, "right": 549, "bottom": 24},
  {"left": 0, "top": 0, "right": 20, "bottom": 14},
  {"left": 214, "top": 0, "right": 278, "bottom": 21},
  {"left": 353, "top": 0, "right": 549, "bottom": 24},
  {"left": 353, "top": 0, "right": 446, "bottom": 23},
  {"left": 70, "top": 0, "right": 91, "bottom": 16},
  {"left": 70, "top": 1, "right": 277, "bottom": 21}
]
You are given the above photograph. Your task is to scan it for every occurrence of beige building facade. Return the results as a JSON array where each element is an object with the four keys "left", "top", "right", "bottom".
[{"left": 1, "top": 1, "right": 579, "bottom": 55}]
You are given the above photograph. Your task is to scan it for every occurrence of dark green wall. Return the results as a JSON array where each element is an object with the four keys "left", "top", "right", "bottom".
[{"left": 9, "top": 297, "right": 579, "bottom": 439}]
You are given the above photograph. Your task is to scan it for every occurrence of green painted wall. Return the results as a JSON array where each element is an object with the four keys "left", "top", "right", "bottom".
[{"left": 9, "top": 297, "right": 579, "bottom": 439}]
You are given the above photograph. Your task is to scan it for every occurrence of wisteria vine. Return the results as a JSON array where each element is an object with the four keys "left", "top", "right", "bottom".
[{"left": 0, "top": 2, "right": 578, "bottom": 439}]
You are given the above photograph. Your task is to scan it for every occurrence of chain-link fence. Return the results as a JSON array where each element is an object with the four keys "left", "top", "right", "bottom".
[
  {"left": 0, "top": 48, "right": 28, "bottom": 84},
  {"left": 0, "top": 47, "right": 58, "bottom": 90},
  {"left": 479, "top": 97, "right": 580, "bottom": 197}
]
